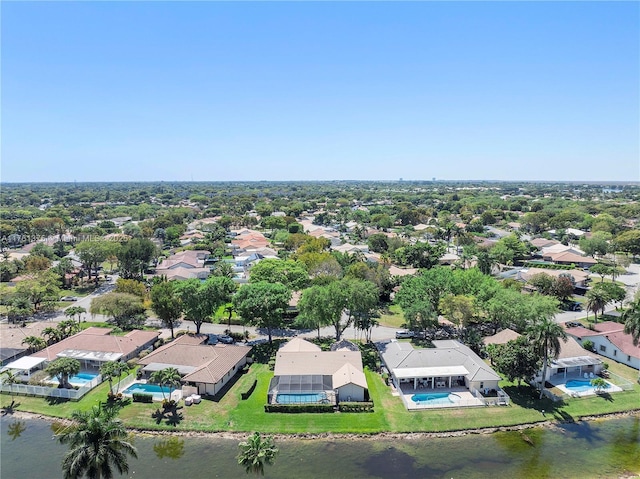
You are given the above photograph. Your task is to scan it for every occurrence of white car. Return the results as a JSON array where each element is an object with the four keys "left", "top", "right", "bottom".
[{"left": 395, "top": 330, "right": 415, "bottom": 339}]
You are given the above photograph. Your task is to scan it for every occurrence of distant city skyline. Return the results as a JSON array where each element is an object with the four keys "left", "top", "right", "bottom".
[{"left": 2, "top": 2, "right": 639, "bottom": 182}]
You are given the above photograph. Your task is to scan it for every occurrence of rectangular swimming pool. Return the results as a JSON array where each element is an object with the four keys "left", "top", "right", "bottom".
[
  {"left": 123, "top": 382, "right": 171, "bottom": 401},
  {"left": 47, "top": 372, "right": 99, "bottom": 387},
  {"left": 276, "top": 393, "right": 328, "bottom": 404}
]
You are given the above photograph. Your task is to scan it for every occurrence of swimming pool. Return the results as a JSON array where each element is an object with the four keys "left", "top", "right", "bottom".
[
  {"left": 123, "top": 382, "right": 171, "bottom": 401},
  {"left": 566, "top": 379, "right": 609, "bottom": 392},
  {"left": 276, "top": 393, "right": 328, "bottom": 404},
  {"left": 47, "top": 372, "right": 99, "bottom": 387},
  {"left": 411, "top": 392, "right": 461, "bottom": 406}
]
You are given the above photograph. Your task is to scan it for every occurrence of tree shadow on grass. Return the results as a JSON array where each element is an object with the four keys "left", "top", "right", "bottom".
[
  {"left": 152, "top": 405, "right": 184, "bottom": 427},
  {"left": 1, "top": 400, "right": 21, "bottom": 415},
  {"left": 503, "top": 384, "right": 575, "bottom": 422},
  {"left": 46, "top": 396, "right": 70, "bottom": 406},
  {"left": 595, "top": 392, "right": 614, "bottom": 402}
]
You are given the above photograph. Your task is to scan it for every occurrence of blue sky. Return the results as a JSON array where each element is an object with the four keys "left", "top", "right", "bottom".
[{"left": 2, "top": 2, "right": 638, "bottom": 182}]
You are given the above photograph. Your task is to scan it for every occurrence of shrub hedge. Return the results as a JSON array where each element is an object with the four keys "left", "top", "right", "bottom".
[
  {"left": 264, "top": 403, "right": 334, "bottom": 413},
  {"left": 338, "top": 402, "right": 375, "bottom": 413},
  {"left": 132, "top": 392, "right": 153, "bottom": 403},
  {"left": 241, "top": 379, "right": 257, "bottom": 400}
]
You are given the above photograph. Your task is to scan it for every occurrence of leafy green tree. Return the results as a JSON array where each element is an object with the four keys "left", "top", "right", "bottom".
[
  {"left": 46, "top": 357, "right": 81, "bottom": 389},
  {"left": 491, "top": 337, "right": 541, "bottom": 385},
  {"left": 614, "top": 230, "right": 640, "bottom": 257},
  {"left": 233, "top": 282, "right": 291, "bottom": 343},
  {"left": 297, "top": 283, "right": 343, "bottom": 339},
  {"left": 528, "top": 272, "right": 554, "bottom": 295},
  {"left": 393, "top": 241, "right": 446, "bottom": 269},
  {"left": 114, "top": 278, "right": 147, "bottom": 297},
  {"left": 150, "top": 280, "right": 183, "bottom": 339},
  {"left": 248, "top": 259, "right": 309, "bottom": 291},
  {"left": 579, "top": 232, "right": 611, "bottom": 257},
  {"left": 343, "top": 278, "right": 380, "bottom": 342},
  {"left": 90, "top": 292, "right": 146, "bottom": 330},
  {"left": 75, "top": 240, "right": 117, "bottom": 284},
  {"left": 116, "top": 238, "right": 157, "bottom": 280},
  {"left": 439, "top": 294, "right": 475, "bottom": 334},
  {"left": 56, "top": 405, "right": 137, "bottom": 479},
  {"left": 590, "top": 377, "right": 608, "bottom": 393},
  {"left": 14, "top": 271, "right": 60, "bottom": 312},
  {"left": 237, "top": 432, "right": 278, "bottom": 476},
  {"left": 404, "top": 300, "right": 438, "bottom": 338},
  {"left": 551, "top": 274, "right": 575, "bottom": 302},
  {"left": 528, "top": 317, "right": 567, "bottom": 399},
  {"left": 395, "top": 267, "right": 454, "bottom": 314},
  {"left": 176, "top": 276, "right": 236, "bottom": 334}
]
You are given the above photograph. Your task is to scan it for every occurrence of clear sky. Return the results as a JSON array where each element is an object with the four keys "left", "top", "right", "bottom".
[{"left": 2, "top": 1, "right": 639, "bottom": 183}]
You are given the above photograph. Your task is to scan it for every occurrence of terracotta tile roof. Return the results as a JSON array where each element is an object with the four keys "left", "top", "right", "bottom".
[
  {"left": 483, "top": 329, "right": 521, "bottom": 345},
  {"left": 32, "top": 328, "right": 159, "bottom": 361},
  {"left": 138, "top": 334, "right": 251, "bottom": 385},
  {"left": 605, "top": 332, "right": 639, "bottom": 358}
]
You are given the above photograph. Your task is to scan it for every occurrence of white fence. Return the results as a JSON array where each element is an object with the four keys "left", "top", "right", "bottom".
[
  {"left": 0, "top": 374, "right": 103, "bottom": 401},
  {"left": 111, "top": 373, "right": 137, "bottom": 394}
]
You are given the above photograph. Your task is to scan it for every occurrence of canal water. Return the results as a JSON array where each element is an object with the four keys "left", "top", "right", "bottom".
[{"left": 1, "top": 415, "right": 639, "bottom": 478}]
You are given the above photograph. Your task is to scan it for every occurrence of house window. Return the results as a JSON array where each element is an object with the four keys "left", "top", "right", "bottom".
[
  {"left": 599, "top": 345, "right": 606, "bottom": 352},
  {"left": 628, "top": 355, "right": 632, "bottom": 362},
  {"left": 613, "top": 350, "right": 617, "bottom": 356}
]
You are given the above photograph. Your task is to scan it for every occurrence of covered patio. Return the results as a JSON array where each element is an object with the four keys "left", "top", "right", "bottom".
[
  {"left": 393, "top": 365, "right": 468, "bottom": 391},
  {"left": 56, "top": 349, "right": 123, "bottom": 371},
  {"left": 1, "top": 356, "right": 48, "bottom": 382},
  {"left": 547, "top": 356, "right": 603, "bottom": 384}
]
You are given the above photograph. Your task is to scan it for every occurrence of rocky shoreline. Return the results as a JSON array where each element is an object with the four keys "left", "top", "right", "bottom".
[{"left": 4, "top": 409, "right": 639, "bottom": 441}]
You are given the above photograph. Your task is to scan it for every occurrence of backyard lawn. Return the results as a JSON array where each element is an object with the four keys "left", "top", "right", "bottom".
[{"left": 3, "top": 360, "right": 638, "bottom": 434}]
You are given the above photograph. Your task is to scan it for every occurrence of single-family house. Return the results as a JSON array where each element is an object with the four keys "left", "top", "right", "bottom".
[
  {"left": 30, "top": 327, "right": 159, "bottom": 371},
  {"left": 380, "top": 339, "right": 501, "bottom": 394},
  {"left": 517, "top": 268, "right": 590, "bottom": 288},
  {"left": 564, "top": 321, "right": 639, "bottom": 370},
  {"left": 268, "top": 338, "right": 368, "bottom": 404},
  {"left": 137, "top": 334, "right": 252, "bottom": 396}
]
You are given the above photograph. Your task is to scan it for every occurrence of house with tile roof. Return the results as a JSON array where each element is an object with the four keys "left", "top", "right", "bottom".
[
  {"left": 564, "top": 321, "right": 639, "bottom": 370},
  {"left": 268, "top": 338, "right": 369, "bottom": 404},
  {"left": 379, "top": 339, "right": 502, "bottom": 395},
  {"left": 137, "top": 334, "right": 252, "bottom": 396},
  {"left": 32, "top": 327, "right": 159, "bottom": 369}
]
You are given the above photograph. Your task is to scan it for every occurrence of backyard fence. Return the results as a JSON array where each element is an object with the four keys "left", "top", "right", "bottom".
[
  {"left": 112, "top": 373, "right": 137, "bottom": 394},
  {"left": 0, "top": 374, "right": 102, "bottom": 401}
]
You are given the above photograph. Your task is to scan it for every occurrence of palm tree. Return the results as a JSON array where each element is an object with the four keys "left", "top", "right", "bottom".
[
  {"left": 224, "top": 303, "right": 235, "bottom": 330},
  {"left": 149, "top": 367, "right": 182, "bottom": 403},
  {"left": 22, "top": 335, "right": 47, "bottom": 353},
  {"left": 42, "top": 326, "right": 62, "bottom": 345},
  {"left": 100, "top": 361, "right": 129, "bottom": 396},
  {"left": 65, "top": 306, "right": 87, "bottom": 324},
  {"left": 528, "top": 317, "right": 568, "bottom": 399},
  {"left": 586, "top": 288, "right": 608, "bottom": 324},
  {"left": 237, "top": 432, "right": 278, "bottom": 476},
  {"left": 56, "top": 406, "right": 137, "bottom": 479},
  {"left": 622, "top": 299, "right": 640, "bottom": 346},
  {"left": 1, "top": 369, "right": 20, "bottom": 406}
]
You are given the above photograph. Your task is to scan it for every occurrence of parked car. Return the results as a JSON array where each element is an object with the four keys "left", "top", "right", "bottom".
[
  {"left": 60, "top": 296, "right": 79, "bottom": 301},
  {"left": 395, "top": 330, "right": 415, "bottom": 339},
  {"left": 217, "top": 334, "right": 234, "bottom": 344}
]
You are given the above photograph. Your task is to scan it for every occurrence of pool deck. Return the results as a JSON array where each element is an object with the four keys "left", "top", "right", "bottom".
[
  {"left": 397, "top": 385, "right": 485, "bottom": 410},
  {"left": 552, "top": 378, "right": 622, "bottom": 398}
]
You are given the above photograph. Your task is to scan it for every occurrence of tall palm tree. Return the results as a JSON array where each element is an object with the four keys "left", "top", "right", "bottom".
[
  {"left": 149, "top": 367, "right": 182, "bottom": 402},
  {"left": 65, "top": 306, "right": 87, "bottom": 325},
  {"left": 622, "top": 299, "right": 640, "bottom": 346},
  {"left": 528, "top": 317, "right": 567, "bottom": 399},
  {"left": 237, "top": 432, "right": 278, "bottom": 476},
  {"left": 586, "top": 288, "right": 608, "bottom": 324},
  {"left": 42, "top": 326, "right": 62, "bottom": 345},
  {"left": 56, "top": 406, "right": 137, "bottom": 479}
]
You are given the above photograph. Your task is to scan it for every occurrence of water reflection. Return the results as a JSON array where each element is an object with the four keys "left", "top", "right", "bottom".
[
  {"left": 7, "top": 420, "right": 26, "bottom": 441},
  {"left": 153, "top": 436, "right": 185, "bottom": 460}
]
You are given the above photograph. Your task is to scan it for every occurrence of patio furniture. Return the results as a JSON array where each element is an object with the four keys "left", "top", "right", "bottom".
[
  {"left": 184, "top": 396, "right": 193, "bottom": 406},
  {"left": 583, "top": 373, "right": 588, "bottom": 379},
  {"left": 191, "top": 394, "right": 201, "bottom": 404},
  {"left": 589, "top": 372, "right": 594, "bottom": 379}
]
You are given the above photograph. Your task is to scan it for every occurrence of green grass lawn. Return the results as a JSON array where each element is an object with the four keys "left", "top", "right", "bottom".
[
  {"left": 378, "top": 304, "right": 406, "bottom": 329},
  {"left": 4, "top": 360, "right": 638, "bottom": 434}
]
